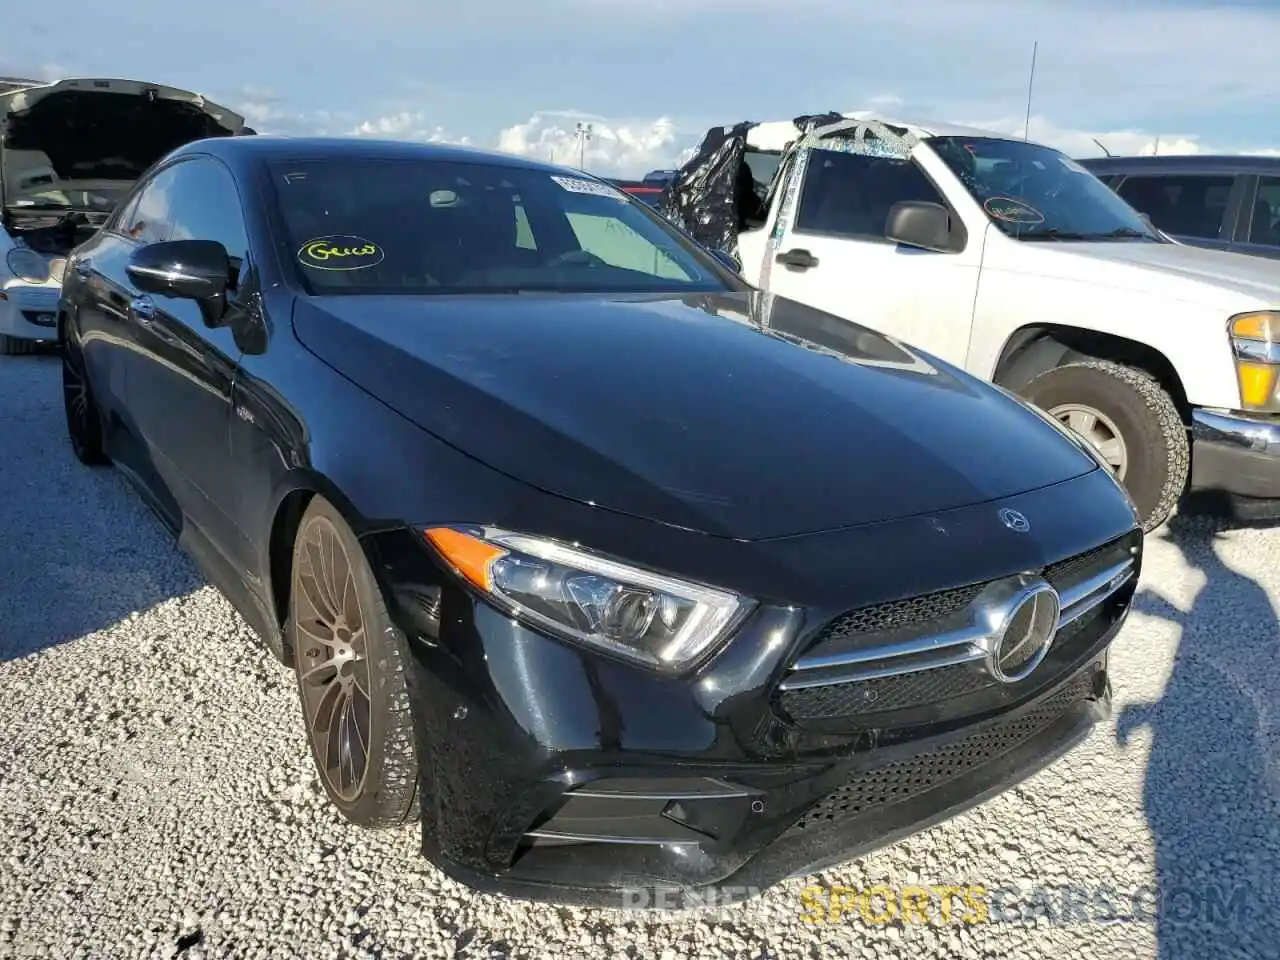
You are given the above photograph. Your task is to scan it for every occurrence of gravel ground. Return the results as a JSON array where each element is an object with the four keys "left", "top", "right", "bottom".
[{"left": 1, "top": 349, "right": 1277, "bottom": 960}]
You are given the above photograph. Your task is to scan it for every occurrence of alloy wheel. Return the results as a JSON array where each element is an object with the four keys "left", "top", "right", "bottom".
[
  {"left": 62, "top": 346, "right": 91, "bottom": 458},
  {"left": 1048, "top": 402, "right": 1129, "bottom": 480},
  {"left": 294, "top": 515, "right": 373, "bottom": 802}
]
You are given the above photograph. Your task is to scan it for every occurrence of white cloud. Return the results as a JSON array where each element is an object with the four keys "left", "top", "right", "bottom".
[
  {"left": 348, "top": 111, "right": 472, "bottom": 145},
  {"left": 495, "top": 111, "right": 690, "bottom": 176},
  {"left": 960, "top": 113, "right": 1280, "bottom": 160}
]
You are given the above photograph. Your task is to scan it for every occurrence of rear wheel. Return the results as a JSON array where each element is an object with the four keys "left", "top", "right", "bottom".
[
  {"left": 1021, "top": 359, "right": 1188, "bottom": 532},
  {"left": 61, "top": 334, "right": 109, "bottom": 466},
  {"left": 289, "top": 497, "right": 420, "bottom": 828}
]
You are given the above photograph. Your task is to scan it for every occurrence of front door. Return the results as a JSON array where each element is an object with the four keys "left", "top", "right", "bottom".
[
  {"left": 113, "top": 156, "right": 254, "bottom": 566},
  {"left": 762, "top": 145, "right": 983, "bottom": 367}
]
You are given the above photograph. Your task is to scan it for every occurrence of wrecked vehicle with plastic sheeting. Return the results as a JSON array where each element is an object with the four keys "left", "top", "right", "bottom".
[{"left": 659, "top": 112, "right": 1280, "bottom": 533}]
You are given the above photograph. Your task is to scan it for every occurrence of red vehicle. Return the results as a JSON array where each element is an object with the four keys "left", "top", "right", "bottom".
[{"left": 608, "top": 178, "right": 666, "bottom": 207}]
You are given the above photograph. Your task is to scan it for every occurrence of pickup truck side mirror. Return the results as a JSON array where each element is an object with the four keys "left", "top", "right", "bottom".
[{"left": 886, "top": 201, "right": 966, "bottom": 254}]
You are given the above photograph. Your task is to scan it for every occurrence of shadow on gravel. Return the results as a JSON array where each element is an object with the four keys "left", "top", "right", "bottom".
[
  {"left": 0, "top": 351, "right": 201, "bottom": 661},
  {"left": 1119, "top": 511, "right": 1279, "bottom": 959}
]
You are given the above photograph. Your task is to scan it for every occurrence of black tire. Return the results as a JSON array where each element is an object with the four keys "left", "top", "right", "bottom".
[
  {"left": 0, "top": 334, "right": 37, "bottom": 356},
  {"left": 288, "top": 496, "right": 420, "bottom": 828},
  {"left": 61, "top": 334, "right": 109, "bottom": 466},
  {"left": 1021, "top": 359, "right": 1188, "bottom": 532}
]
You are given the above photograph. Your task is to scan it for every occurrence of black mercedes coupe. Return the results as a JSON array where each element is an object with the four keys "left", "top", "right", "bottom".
[{"left": 57, "top": 136, "right": 1142, "bottom": 907}]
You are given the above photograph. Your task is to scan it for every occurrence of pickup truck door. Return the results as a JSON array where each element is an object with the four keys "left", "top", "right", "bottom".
[{"left": 754, "top": 147, "right": 983, "bottom": 367}]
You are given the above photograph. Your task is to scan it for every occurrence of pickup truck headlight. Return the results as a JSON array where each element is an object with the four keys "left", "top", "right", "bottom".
[
  {"left": 1229, "top": 311, "right": 1280, "bottom": 411},
  {"left": 423, "top": 526, "right": 754, "bottom": 672}
]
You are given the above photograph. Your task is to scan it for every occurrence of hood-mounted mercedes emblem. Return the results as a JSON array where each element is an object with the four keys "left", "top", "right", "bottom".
[{"left": 998, "top": 508, "right": 1031, "bottom": 533}]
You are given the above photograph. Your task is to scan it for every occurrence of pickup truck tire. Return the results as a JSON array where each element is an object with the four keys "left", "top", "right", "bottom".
[{"left": 1020, "top": 359, "right": 1188, "bottom": 532}]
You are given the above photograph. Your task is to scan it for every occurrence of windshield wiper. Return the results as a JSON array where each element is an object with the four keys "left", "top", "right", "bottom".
[
  {"left": 1018, "top": 226, "right": 1156, "bottom": 242},
  {"left": 1017, "top": 228, "right": 1092, "bottom": 241},
  {"left": 1087, "top": 227, "right": 1157, "bottom": 240}
]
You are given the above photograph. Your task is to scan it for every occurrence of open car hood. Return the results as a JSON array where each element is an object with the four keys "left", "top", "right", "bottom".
[{"left": 0, "top": 77, "right": 247, "bottom": 211}]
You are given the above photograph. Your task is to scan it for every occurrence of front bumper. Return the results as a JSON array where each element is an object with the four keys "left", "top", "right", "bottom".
[
  {"left": 422, "top": 659, "right": 1110, "bottom": 909},
  {"left": 372, "top": 470, "right": 1139, "bottom": 909},
  {"left": 1189, "top": 409, "right": 1280, "bottom": 514},
  {"left": 0, "top": 284, "right": 60, "bottom": 341}
]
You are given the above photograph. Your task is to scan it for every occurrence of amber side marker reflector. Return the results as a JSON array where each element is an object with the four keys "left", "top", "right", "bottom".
[{"left": 424, "top": 528, "right": 506, "bottom": 590}]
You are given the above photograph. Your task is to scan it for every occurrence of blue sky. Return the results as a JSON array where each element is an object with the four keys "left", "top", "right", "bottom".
[{"left": 6, "top": 0, "right": 1280, "bottom": 175}]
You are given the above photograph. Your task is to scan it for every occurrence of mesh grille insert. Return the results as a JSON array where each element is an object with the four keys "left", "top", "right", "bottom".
[{"left": 785, "top": 672, "right": 1095, "bottom": 833}]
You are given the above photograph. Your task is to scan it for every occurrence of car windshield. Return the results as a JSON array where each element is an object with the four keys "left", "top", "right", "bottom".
[
  {"left": 266, "top": 158, "right": 736, "bottom": 296},
  {"left": 929, "top": 136, "right": 1162, "bottom": 243}
]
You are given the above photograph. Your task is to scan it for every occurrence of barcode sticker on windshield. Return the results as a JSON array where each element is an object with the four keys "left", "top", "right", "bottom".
[{"left": 551, "top": 175, "right": 626, "bottom": 199}]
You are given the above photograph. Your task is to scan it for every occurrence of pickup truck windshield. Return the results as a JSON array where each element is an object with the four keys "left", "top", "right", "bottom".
[
  {"left": 929, "top": 136, "right": 1161, "bottom": 243},
  {"left": 268, "top": 158, "right": 737, "bottom": 296}
]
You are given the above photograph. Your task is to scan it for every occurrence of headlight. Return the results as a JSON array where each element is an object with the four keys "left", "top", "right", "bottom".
[
  {"left": 424, "top": 526, "right": 753, "bottom": 672},
  {"left": 5, "top": 247, "right": 52, "bottom": 284},
  {"left": 1229, "top": 311, "right": 1280, "bottom": 411}
]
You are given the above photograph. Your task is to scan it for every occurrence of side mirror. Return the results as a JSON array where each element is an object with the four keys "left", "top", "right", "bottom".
[
  {"left": 126, "top": 239, "right": 230, "bottom": 301},
  {"left": 885, "top": 201, "right": 965, "bottom": 253},
  {"left": 712, "top": 248, "right": 743, "bottom": 274}
]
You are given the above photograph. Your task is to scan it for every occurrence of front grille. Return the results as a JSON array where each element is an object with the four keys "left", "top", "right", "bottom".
[
  {"left": 817, "top": 583, "right": 984, "bottom": 640},
  {"left": 1044, "top": 537, "right": 1132, "bottom": 592},
  {"left": 777, "top": 533, "right": 1136, "bottom": 724},
  {"left": 782, "top": 661, "right": 991, "bottom": 720},
  {"left": 783, "top": 669, "right": 1096, "bottom": 834}
]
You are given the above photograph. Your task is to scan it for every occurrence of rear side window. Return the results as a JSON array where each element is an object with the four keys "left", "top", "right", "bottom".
[
  {"left": 795, "top": 152, "right": 945, "bottom": 241},
  {"left": 1247, "top": 176, "right": 1280, "bottom": 247},
  {"left": 1115, "top": 173, "right": 1234, "bottom": 239}
]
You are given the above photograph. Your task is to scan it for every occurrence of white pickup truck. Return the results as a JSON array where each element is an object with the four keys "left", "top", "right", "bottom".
[{"left": 659, "top": 113, "right": 1280, "bottom": 531}]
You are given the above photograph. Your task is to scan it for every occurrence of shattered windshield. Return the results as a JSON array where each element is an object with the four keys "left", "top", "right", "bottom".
[{"left": 929, "top": 136, "right": 1162, "bottom": 243}]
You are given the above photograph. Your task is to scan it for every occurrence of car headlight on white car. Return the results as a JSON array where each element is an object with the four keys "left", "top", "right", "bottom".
[
  {"left": 424, "top": 526, "right": 754, "bottom": 672},
  {"left": 5, "top": 247, "right": 52, "bottom": 284},
  {"left": 1228, "top": 311, "right": 1280, "bottom": 412}
]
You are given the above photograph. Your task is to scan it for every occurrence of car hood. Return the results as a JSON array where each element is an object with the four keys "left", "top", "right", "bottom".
[
  {"left": 1001, "top": 236, "right": 1280, "bottom": 308},
  {"left": 291, "top": 289, "right": 1098, "bottom": 540},
  {"left": 0, "top": 77, "right": 246, "bottom": 211}
]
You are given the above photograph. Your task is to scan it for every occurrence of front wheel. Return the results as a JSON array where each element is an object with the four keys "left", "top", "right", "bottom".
[
  {"left": 288, "top": 496, "right": 420, "bottom": 828},
  {"left": 1021, "top": 359, "right": 1189, "bottom": 532}
]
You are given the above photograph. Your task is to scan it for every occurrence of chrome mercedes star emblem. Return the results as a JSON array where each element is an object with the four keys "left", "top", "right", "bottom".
[
  {"left": 987, "top": 581, "right": 1060, "bottom": 683},
  {"left": 998, "top": 508, "right": 1030, "bottom": 533}
]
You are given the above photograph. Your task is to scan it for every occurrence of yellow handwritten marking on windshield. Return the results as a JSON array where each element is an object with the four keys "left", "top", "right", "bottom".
[{"left": 297, "top": 235, "right": 385, "bottom": 271}]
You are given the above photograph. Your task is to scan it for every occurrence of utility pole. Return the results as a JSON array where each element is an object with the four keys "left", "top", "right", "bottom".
[
  {"left": 1023, "top": 41, "right": 1038, "bottom": 141},
  {"left": 1152, "top": 135, "right": 1161, "bottom": 156},
  {"left": 575, "top": 121, "right": 593, "bottom": 170}
]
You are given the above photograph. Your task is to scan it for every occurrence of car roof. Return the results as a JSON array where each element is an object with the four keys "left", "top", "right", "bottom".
[
  {"left": 1078, "top": 154, "right": 1280, "bottom": 175},
  {"left": 178, "top": 135, "right": 574, "bottom": 176}
]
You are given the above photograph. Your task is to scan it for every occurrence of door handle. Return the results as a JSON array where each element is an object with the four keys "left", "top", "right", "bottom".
[
  {"left": 775, "top": 248, "right": 819, "bottom": 269},
  {"left": 129, "top": 295, "right": 157, "bottom": 325}
]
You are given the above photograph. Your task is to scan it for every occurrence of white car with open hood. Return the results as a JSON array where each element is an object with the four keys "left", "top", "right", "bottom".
[
  {"left": 659, "top": 112, "right": 1280, "bottom": 531},
  {"left": 0, "top": 76, "right": 248, "bottom": 354}
]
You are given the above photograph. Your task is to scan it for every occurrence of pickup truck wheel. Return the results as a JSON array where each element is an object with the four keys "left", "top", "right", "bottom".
[
  {"left": 289, "top": 497, "right": 420, "bottom": 828},
  {"left": 1020, "top": 359, "right": 1188, "bottom": 532}
]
